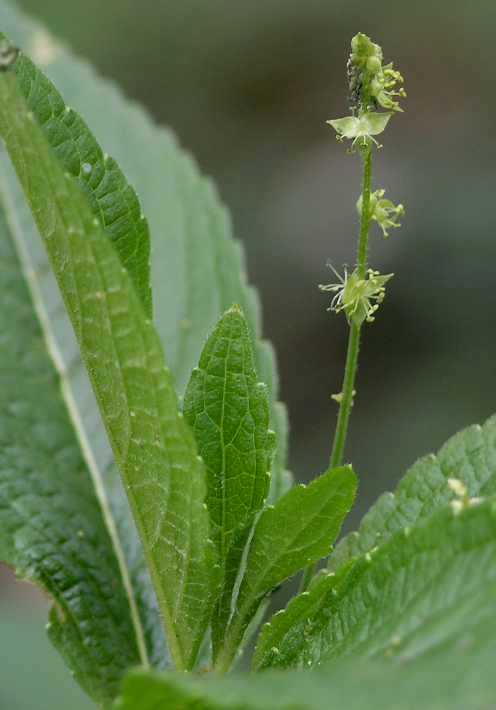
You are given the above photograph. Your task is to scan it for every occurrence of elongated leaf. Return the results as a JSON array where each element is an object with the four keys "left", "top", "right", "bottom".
[
  {"left": 0, "top": 0, "right": 289, "bottom": 683},
  {"left": 0, "top": 14, "right": 169, "bottom": 670},
  {"left": 216, "top": 467, "right": 356, "bottom": 669},
  {"left": 0, "top": 69, "right": 218, "bottom": 670},
  {"left": 255, "top": 496, "right": 496, "bottom": 670},
  {"left": 118, "top": 590, "right": 496, "bottom": 710},
  {"left": 183, "top": 306, "right": 275, "bottom": 656},
  {"left": 0, "top": 0, "right": 290, "bottom": 502},
  {"left": 1, "top": 35, "right": 151, "bottom": 317},
  {"left": 329, "top": 415, "right": 496, "bottom": 571},
  {"left": 0, "top": 200, "right": 140, "bottom": 703},
  {"left": 1, "top": 112, "right": 168, "bottom": 674}
]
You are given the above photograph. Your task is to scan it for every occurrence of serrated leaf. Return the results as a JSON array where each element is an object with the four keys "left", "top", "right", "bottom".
[
  {"left": 329, "top": 415, "right": 496, "bottom": 571},
  {"left": 0, "top": 30, "right": 151, "bottom": 317},
  {"left": 0, "top": 17, "right": 169, "bottom": 674},
  {"left": 216, "top": 467, "right": 356, "bottom": 670},
  {"left": 0, "top": 70, "right": 219, "bottom": 670},
  {"left": 183, "top": 306, "right": 275, "bottom": 657},
  {"left": 0, "top": 0, "right": 290, "bottom": 502},
  {"left": 0, "top": 200, "right": 140, "bottom": 703},
  {"left": 117, "top": 588, "right": 496, "bottom": 710},
  {"left": 252, "top": 562, "right": 355, "bottom": 671},
  {"left": 0, "top": 0, "right": 290, "bottom": 685},
  {"left": 255, "top": 496, "right": 496, "bottom": 671}
]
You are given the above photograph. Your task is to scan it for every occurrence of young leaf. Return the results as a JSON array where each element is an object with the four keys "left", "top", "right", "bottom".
[
  {"left": 0, "top": 69, "right": 218, "bottom": 670},
  {"left": 0, "top": 0, "right": 290, "bottom": 501},
  {"left": 183, "top": 306, "right": 275, "bottom": 656},
  {"left": 0, "top": 201, "right": 141, "bottom": 703},
  {"left": 255, "top": 497, "right": 496, "bottom": 670},
  {"left": 118, "top": 585, "right": 496, "bottom": 710},
  {"left": 216, "top": 466, "right": 356, "bottom": 670},
  {"left": 329, "top": 415, "right": 496, "bottom": 571}
]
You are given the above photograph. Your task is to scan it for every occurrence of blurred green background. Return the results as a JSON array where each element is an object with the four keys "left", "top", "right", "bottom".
[{"left": 1, "top": 0, "right": 495, "bottom": 707}]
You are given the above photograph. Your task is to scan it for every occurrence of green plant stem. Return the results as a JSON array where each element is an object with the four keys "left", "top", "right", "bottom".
[
  {"left": 299, "top": 142, "right": 373, "bottom": 594},
  {"left": 328, "top": 322, "right": 361, "bottom": 468},
  {"left": 330, "top": 141, "right": 372, "bottom": 466}
]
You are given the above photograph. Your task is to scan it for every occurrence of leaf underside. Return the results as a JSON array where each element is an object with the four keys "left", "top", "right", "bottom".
[
  {"left": 0, "top": 68, "right": 219, "bottom": 671},
  {"left": 0, "top": 0, "right": 290, "bottom": 503},
  {"left": 0, "top": 200, "right": 140, "bottom": 703},
  {"left": 0, "top": 0, "right": 290, "bottom": 685},
  {"left": 0, "top": 12, "right": 167, "bottom": 674},
  {"left": 2, "top": 34, "right": 152, "bottom": 316}
]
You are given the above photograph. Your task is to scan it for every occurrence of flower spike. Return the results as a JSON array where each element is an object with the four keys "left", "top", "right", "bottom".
[{"left": 328, "top": 33, "right": 406, "bottom": 146}]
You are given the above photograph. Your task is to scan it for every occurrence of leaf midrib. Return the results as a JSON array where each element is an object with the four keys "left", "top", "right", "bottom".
[
  {"left": 219, "top": 331, "right": 232, "bottom": 564},
  {"left": 0, "top": 168, "right": 150, "bottom": 668}
]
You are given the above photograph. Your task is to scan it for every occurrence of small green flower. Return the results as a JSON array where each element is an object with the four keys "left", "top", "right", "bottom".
[
  {"left": 347, "top": 34, "right": 383, "bottom": 113},
  {"left": 357, "top": 189, "right": 405, "bottom": 237},
  {"left": 327, "top": 112, "right": 392, "bottom": 148},
  {"left": 348, "top": 33, "right": 406, "bottom": 114},
  {"left": 370, "top": 64, "right": 406, "bottom": 113},
  {"left": 319, "top": 265, "right": 393, "bottom": 325},
  {"left": 329, "top": 33, "right": 405, "bottom": 147}
]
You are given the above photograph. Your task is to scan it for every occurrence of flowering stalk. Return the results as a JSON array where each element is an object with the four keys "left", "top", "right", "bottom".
[
  {"left": 300, "top": 33, "right": 405, "bottom": 591},
  {"left": 328, "top": 141, "right": 372, "bottom": 469},
  {"left": 324, "top": 33, "right": 405, "bottom": 467}
]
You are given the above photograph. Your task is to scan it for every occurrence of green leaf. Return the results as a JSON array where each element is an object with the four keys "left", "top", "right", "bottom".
[
  {"left": 183, "top": 306, "right": 275, "bottom": 657},
  {"left": 329, "top": 415, "right": 496, "bottom": 571},
  {"left": 0, "top": 69, "right": 218, "bottom": 670},
  {"left": 216, "top": 466, "right": 356, "bottom": 670},
  {"left": 0, "top": 0, "right": 290, "bottom": 675},
  {"left": 252, "top": 562, "right": 355, "bottom": 671},
  {"left": 0, "top": 0, "right": 290, "bottom": 501},
  {"left": 0, "top": 199, "right": 140, "bottom": 703},
  {"left": 117, "top": 580, "right": 496, "bottom": 710},
  {"left": 0, "top": 32, "right": 152, "bottom": 317},
  {"left": 0, "top": 20, "right": 169, "bottom": 673},
  {"left": 255, "top": 496, "right": 496, "bottom": 671}
]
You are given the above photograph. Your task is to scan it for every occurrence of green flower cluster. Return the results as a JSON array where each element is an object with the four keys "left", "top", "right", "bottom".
[
  {"left": 328, "top": 33, "right": 405, "bottom": 146},
  {"left": 348, "top": 33, "right": 406, "bottom": 114},
  {"left": 357, "top": 189, "right": 405, "bottom": 238},
  {"left": 322, "top": 34, "right": 406, "bottom": 329},
  {"left": 319, "top": 266, "right": 393, "bottom": 326}
]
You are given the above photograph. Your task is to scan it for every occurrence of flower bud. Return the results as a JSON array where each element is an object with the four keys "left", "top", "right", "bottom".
[{"left": 347, "top": 33, "right": 405, "bottom": 115}]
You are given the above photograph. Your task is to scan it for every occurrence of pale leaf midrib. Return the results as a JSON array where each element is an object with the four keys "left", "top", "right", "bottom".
[{"left": 0, "top": 174, "right": 150, "bottom": 669}]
